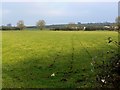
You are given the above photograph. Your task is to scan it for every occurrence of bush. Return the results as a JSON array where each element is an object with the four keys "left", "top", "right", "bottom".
[{"left": 92, "top": 37, "right": 120, "bottom": 88}]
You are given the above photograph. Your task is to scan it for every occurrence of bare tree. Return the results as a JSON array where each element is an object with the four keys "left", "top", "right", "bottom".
[
  {"left": 17, "top": 20, "right": 25, "bottom": 30},
  {"left": 36, "top": 20, "right": 46, "bottom": 30}
]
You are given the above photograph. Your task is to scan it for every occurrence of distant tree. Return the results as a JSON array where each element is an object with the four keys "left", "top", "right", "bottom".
[
  {"left": 67, "top": 22, "right": 77, "bottom": 30},
  {"left": 17, "top": 20, "right": 25, "bottom": 30},
  {"left": 78, "top": 22, "right": 81, "bottom": 24},
  {"left": 36, "top": 20, "right": 46, "bottom": 30},
  {"left": 7, "top": 23, "right": 12, "bottom": 27},
  {"left": 115, "top": 16, "right": 120, "bottom": 30}
]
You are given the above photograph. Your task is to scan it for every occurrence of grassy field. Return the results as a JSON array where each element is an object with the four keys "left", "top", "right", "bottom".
[{"left": 2, "top": 31, "right": 118, "bottom": 88}]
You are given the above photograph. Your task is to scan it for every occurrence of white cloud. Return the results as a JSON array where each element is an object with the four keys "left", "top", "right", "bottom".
[
  {"left": 24, "top": 3, "right": 67, "bottom": 17},
  {"left": 27, "top": 9, "right": 66, "bottom": 18},
  {"left": 2, "top": 0, "right": 120, "bottom": 2}
]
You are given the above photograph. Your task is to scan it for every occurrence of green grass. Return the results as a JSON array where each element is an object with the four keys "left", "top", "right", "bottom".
[{"left": 2, "top": 30, "right": 118, "bottom": 88}]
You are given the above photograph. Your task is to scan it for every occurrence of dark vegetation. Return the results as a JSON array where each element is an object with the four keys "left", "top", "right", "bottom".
[
  {"left": 1, "top": 26, "right": 20, "bottom": 30},
  {"left": 93, "top": 36, "right": 120, "bottom": 88}
]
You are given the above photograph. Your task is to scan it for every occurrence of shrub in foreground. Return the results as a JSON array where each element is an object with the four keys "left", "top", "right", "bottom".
[{"left": 92, "top": 37, "right": 120, "bottom": 88}]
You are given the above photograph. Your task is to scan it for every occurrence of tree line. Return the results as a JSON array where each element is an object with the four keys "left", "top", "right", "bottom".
[
  {"left": 1, "top": 20, "right": 46, "bottom": 30},
  {"left": 1, "top": 16, "right": 120, "bottom": 31}
]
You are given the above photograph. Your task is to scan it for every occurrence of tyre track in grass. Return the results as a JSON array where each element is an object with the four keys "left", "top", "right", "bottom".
[
  {"left": 72, "top": 34, "right": 98, "bottom": 87},
  {"left": 79, "top": 42, "right": 93, "bottom": 59},
  {"left": 58, "top": 33, "right": 96, "bottom": 86},
  {"left": 47, "top": 42, "right": 61, "bottom": 69},
  {"left": 59, "top": 33, "right": 97, "bottom": 87},
  {"left": 67, "top": 34, "right": 74, "bottom": 73},
  {"left": 45, "top": 39, "right": 65, "bottom": 76},
  {"left": 46, "top": 34, "right": 72, "bottom": 82},
  {"left": 46, "top": 34, "right": 81, "bottom": 88},
  {"left": 54, "top": 35, "right": 74, "bottom": 82},
  {"left": 46, "top": 33, "right": 75, "bottom": 84},
  {"left": 59, "top": 33, "right": 77, "bottom": 85},
  {"left": 79, "top": 41, "right": 96, "bottom": 87}
]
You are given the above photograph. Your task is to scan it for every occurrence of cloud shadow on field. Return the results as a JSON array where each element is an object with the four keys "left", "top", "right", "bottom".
[{"left": 2, "top": 47, "right": 104, "bottom": 88}]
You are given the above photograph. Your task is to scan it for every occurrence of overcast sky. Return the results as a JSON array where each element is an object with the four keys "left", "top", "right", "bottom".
[
  {"left": 2, "top": 0, "right": 120, "bottom": 2},
  {"left": 1, "top": 2, "right": 118, "bottom": 26}
]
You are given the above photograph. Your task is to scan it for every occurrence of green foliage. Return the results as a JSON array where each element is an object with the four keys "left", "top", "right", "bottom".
[
  {"left": 2, "top": 31, "right": 118, "bottom": 88},
  {"left": 92, "top": 37, "right": 120, "bottom": 88},
  {"left": 1, "top": 26, "right": 20, "bottom": 30}
]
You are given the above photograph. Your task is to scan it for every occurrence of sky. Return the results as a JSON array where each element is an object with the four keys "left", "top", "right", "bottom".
[
  {"left": 1, "top": 1, "right": 119, "bottom": 26},
  {"left": 2, "top": 0, "right": 120, "bottom": 2}
]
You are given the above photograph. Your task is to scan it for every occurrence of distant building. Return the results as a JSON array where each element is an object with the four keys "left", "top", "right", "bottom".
[
  {"left": 71, "top": 26, "right": 78, "bottom": 29},
  {"left": 104, "top": 26, "right": 110, "bottom": 29},
  {"left": 83, "top": 27, "right": 86, "bottom": 30}
]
